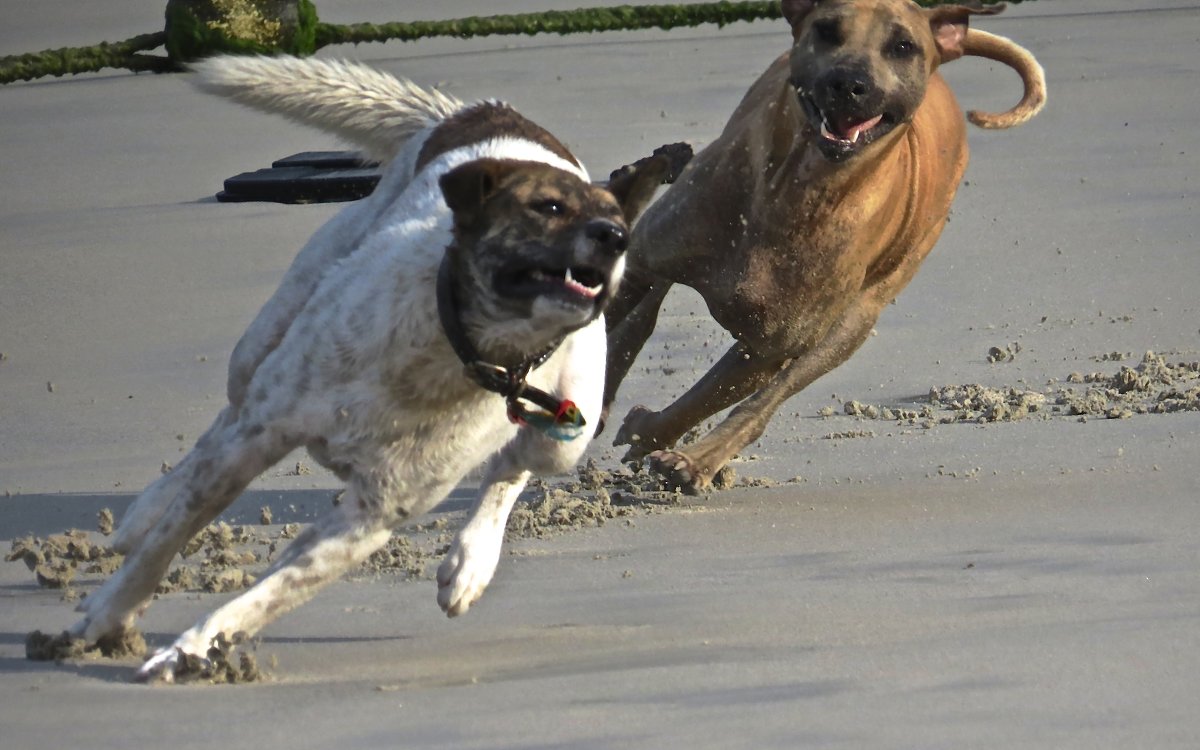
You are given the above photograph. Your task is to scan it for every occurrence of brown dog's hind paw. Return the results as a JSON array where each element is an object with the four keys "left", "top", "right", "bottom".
[
  {"left": 608, "top": 142, "right": 694, "bottom": 186},
  {"left": 647, "top": 450, "right": 711, "bottom": 495},
  {"left": 650, "top": 142, "right": 695, "bottom": 184}
]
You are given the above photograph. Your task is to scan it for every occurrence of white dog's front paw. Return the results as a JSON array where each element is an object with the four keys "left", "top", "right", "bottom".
[
  {"left": 136, "top": 646, "right": 192, "bottom": 684},
  {"left": 436, "top": 533, "right": 502, "bottom": 617}
]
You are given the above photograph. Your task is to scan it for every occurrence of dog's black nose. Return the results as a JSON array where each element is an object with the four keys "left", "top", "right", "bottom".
[
  {"left": 585, "top": 219, "right": 628, "bottom": 255},
  {"left": 825, "top": 68, "right": 871, "bottom": 102}
]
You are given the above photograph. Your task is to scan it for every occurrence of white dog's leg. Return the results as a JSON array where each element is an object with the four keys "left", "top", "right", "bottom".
[
  {"left": 137, "top": 463, "right": 461, "bottom": 683},
  {"left": 436, "top": 318, "right": 606, "bottom": 617},
  {"left": 436, "top": 451, "right": 532, "bottom": 618},
  {"left": 72, "top": 415, "right": 297, "bottom": 642},
  {"left": 137, "top": 504, "right": 392, "bottom": 682},
  {"left": 109, "top": 407, "right": 237, "bottom": 555}
]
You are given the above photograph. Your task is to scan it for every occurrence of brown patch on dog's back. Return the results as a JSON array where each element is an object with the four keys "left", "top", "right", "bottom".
[{"left": 417, "top": 102, "right": 581, "bottom": 172}]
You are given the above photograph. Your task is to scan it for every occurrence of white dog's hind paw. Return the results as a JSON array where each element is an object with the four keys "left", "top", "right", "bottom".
[{"left": 436, "top": 535, "right": 502, "bottom": 617}]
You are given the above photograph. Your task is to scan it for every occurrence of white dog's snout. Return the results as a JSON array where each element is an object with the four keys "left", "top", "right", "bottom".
[{"left": 584, "top": 219, "right": 629, "bottom": 256}]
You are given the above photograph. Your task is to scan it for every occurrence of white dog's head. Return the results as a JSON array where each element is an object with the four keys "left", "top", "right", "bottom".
[{"left": 439, "top": 156, "right": 667, "bottom": 365}]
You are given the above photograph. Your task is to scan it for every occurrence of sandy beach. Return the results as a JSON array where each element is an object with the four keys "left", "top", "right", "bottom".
[{"left": 2, "top": 1, "right": 1198, "bottom": 747}]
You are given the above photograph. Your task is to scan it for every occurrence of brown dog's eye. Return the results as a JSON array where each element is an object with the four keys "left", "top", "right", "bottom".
[
  {"left": 812, "top": 20, "right": 841, "bottom": 46},
  {"left": 888, "top": 37, "right": 917, "bottom": 58},
  {"left": 531, "top": 199, "right": 565, "bottom": 216}
]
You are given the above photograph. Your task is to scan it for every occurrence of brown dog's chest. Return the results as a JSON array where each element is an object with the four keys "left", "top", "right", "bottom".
[
  {"left": 634, "top": 70, "right": 967, "bottom": 357},
  {"left": 693, "top": 207, "right": 879, "bottom": 350}
]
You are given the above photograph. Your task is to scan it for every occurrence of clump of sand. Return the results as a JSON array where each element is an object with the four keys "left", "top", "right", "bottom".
[
  {"left": 830, "top": 351, "right": 1198, "bottom": 427},
  {"left": 987, "top": 341, "right": 1022, "bottom": 363},
  {"left": 97, "top": 508, "right": 115, "bottom": 535},
  {"left": 357, "top": 519, "right": 453, "bottom": 581},
  {"left": 1055, "top": 351, "right": 1199, "bottom": 419},
  {"left": 167, "top": 632, "right": 268, "bottom": 685},
  {"left": 506, "top": 460, "right": 689, "bottom": 539},
  {"left": 26, "top": 624, "right": 146, "bottom": 661},
  {"left": 929, "top": 384, "right": 1048, "bottom": 423},
  {"left": 157, "top": 521, "right": 268, "bottom": 594},
  {"left": 6, "top": 528, "right": 123, "bottom": 596}
]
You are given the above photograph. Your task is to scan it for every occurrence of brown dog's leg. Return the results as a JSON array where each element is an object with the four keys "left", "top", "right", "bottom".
[
  {"left": 601, "top": 271, "right": 672, "bottom": 420},
  {"left": 614, "top": 341, "right": 785, "bottom": 461},
  {"left": 646, "top": 302, "right": 882, "bottom": 493}
]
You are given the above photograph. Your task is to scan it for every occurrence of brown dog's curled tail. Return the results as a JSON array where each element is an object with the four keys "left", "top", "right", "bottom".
[{"left": 962, "top": 29, "right": 1047, "bottom": 129}]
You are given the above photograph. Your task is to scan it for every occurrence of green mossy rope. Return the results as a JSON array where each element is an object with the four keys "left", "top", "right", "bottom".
[
  {"left": 0, "top": 32, "right": 171, "bottom": 84},
  {"left": 0, "top": 0, "right": 1022, "bottom": 86},
  {"left": 311, "top": 0, "right": 1021, "bottom": 47},
  {"left": 313, "top": 1, "right": 780, "bottom": 47}
]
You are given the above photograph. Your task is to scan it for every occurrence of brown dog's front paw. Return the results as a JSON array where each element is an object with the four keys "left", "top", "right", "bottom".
[
  {"left": 647, "top": 450, "right": 711, "bottom": 495},
  {"left": 613, "top": 405, "right": 667, "bottom": 460}
]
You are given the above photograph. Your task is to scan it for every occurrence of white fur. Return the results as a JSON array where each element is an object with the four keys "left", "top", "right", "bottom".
[
  {"left": 70, "top": 56, "right": 611, "bottom": 682},
  {"left": 191, "top": 55, "right": 463, "bottom": 162}
]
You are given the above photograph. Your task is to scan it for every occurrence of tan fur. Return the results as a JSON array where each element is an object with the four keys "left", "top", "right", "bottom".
[
  {"left": 964, "top": 29, "right": 1047, "bottom": 128},
  {"left": 603, "top": 0, "right": 1046, "bottom": 493}
]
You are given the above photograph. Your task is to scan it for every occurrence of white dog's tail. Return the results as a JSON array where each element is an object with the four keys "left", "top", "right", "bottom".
[
  {"left": 191, "top": 55, "right": 465, "bottom": 161},
  {"left": 962, "top": 29, "right": 1047, "bottom": 130}
]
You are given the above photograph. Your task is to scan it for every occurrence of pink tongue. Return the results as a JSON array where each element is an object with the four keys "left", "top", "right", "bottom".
[{"left": 842, "top": 114, "right": 883, "bottom": 141}]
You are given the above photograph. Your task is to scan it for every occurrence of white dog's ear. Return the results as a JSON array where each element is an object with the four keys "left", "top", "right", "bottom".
[{"left": 439, "top": 159, "right": 517, "bottom": 224}]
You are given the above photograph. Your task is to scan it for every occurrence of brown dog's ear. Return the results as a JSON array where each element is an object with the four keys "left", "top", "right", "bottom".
[
  {"left": 439, "top": 159, "right": 517, "bottom": 223},
  {"left": 928, "top": 2, "right": 1005, "bottom": 63},
  {"left": 781, "top": 0, "right": 819, "bottom": 35},
  {"left": 606, "top": 142, "right": 693, "bottom": 223}
]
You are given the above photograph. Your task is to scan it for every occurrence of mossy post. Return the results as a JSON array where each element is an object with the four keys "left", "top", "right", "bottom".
[{"left": 164, "top": 0, "right": 319, "bottom": 63}]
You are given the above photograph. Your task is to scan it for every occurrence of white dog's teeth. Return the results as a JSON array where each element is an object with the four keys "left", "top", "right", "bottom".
[{"left": 564, "top": 268, "right": 602, "bottom": 297}]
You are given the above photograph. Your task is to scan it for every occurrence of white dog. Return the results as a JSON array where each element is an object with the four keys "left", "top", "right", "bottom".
[{"left": 61, "top": 55, "right": 668, "bottom": 682}]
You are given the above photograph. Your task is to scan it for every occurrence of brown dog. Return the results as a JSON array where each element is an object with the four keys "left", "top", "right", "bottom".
[{"left": 603, "top": 0, "right": 1046, "bottom": 493}]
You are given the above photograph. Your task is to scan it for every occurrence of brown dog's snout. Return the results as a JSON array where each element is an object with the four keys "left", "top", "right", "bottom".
[
  {"left": 821, "top": 66, "right": 874, "bottom": 106},
  {"left": 584, "top": 219, "right": 628, "bottom": 255}
]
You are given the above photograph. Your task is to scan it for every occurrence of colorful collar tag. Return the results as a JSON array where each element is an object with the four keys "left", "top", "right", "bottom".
[{"left": 507, "top": 397, "right": 586, "bottom": 442}]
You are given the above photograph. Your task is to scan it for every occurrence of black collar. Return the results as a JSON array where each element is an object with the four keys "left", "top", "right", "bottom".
[{"left": 436, "top": 254, "right": 586, "bottom": 437}]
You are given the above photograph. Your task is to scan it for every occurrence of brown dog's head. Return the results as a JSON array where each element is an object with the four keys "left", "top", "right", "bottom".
[
  {"left": 439, "top": 156, "right": 667, "bottom": 358},
  {"left": 783, "top": 0, "right": 1002, "bottom": 162}
]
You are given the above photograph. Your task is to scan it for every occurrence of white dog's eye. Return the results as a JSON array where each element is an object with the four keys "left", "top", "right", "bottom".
[{"left": 531, "top": 199, "right": 565, "bottom": 216}]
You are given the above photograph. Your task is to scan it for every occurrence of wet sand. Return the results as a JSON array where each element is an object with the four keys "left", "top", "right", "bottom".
[{"left": 1, "top": 1, "right": 1198, "bottom": 747}]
